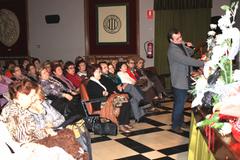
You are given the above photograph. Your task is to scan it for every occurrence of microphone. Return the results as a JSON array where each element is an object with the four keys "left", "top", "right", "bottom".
[{"left": 183, "top": 41, "right": 195, "bottom": 50}]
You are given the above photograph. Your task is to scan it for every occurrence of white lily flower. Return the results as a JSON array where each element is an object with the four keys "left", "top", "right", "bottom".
[
  {"left": 211, "top": 45, "right": 228, "bottom": 63},
  {"left": 210, "top": 24, "right": 217, "bottom": 30},
  {"left": 233, "top": 70, "right": 240, "bottom": 81},
  {"left": 191, "top": 93, "right": 204, "bottom": 108},
  {"left": 195, "top": 76, "right": 208, "bottom": 91},
  {"left": 218, "top": 10, "right": 232, "bottom": 30},
  {"left": 215, "top": 34, "right": 225, "bottom": 45},
  {"left": 216, "top": 78, "right": 225, "bottom": 86},
  {"left": 226, "top": 27, "right": 240, "bottom": 60},
  {"left": 203, "top": 61, "right": 217, "bottom": 78},
  {"left": 208, "top": 31, "right": 216, "bottom": 36}
]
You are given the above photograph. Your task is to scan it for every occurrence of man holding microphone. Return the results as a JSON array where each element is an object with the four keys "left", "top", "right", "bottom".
[{"left": 167, "top": 28, "right": 204, "bottom": 133}]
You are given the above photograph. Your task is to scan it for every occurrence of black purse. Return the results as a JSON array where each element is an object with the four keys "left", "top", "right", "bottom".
[
  {"left": 81, "top": 99, "right": 118, "bottom": 135},
  {"left": 84, "top": 115, "right": 100, "bottom": 131},
  {"left": 93, "top": 120, "right": 118, "bottom": 136}
]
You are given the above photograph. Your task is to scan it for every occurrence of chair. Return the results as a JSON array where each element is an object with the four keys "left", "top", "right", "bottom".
[
  {"left": 79, "top": 83, "right": 119, "bottom": 125},
  {"left": 79, "top": 83, "right": 94, "bottom": 114}
]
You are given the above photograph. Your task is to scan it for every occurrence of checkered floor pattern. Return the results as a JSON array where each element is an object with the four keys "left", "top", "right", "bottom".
[{"left": 90, "top": 99, "right": 192, "bottom": 160}]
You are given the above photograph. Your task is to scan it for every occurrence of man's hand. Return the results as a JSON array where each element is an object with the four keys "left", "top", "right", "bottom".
[
  {"left": 185, "top": 42, "right": 193, "bottom": 47},
  {"left": 117, "top": 85, "right": 123, "bottom": 92}
]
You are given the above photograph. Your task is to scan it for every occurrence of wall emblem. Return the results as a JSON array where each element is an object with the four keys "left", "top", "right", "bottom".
[
  {"left": 0, "top": 9, "right": 20, "bottom": 47},
  {"left": 103, "top": 15, "right": 121, "bottom": 34}
]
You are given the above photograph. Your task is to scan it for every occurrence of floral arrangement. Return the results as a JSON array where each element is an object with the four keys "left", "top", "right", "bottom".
[{"left": 191, "top": 2, "right": 240, "bottom": 137}]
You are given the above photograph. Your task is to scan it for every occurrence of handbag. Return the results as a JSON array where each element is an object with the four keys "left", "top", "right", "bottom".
[
  {"left": 81, "top": 99, "right": 118, "bottom": 135},
  {"left": 84, "top": 115, "right": 100, "bottom": 131},
  {"left": 93, "top": 120, "right": 118, "bottom": 136}
]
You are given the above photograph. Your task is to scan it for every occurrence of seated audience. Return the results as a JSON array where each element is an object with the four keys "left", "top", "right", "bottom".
[
  {"left": 99, "top": 62, "right": 133, "bottom": 130},
  {"left": 86, "top": 64, "right": 132, "bottom": 133},
  {"left": 108, "top": 62, "right": 145, "bottom": 121},
  {"left": 39, "top": 67, "right": 84, "bottom": 120},
  {"left": 52, "top": 64, "right": 79, "bottom": 92},
  {"left": 39, "top": 67, "right": 92, "bottom": 158}
]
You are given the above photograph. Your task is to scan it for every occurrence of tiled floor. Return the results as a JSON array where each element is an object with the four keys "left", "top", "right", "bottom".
[{"left": 91, "top": 99, "right": 192, "bottom": 160}]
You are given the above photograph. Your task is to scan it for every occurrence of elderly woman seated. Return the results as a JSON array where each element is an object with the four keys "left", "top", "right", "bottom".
[
  {"left": 0, "top": 80, "right": 56, "bottom": 143},
  {"left": 0, "top": 80, "right": 91, "bottom": 159},
  {"left": 26, "top": 63, "right": 39, "bottom": 83},
  {"left": 76, "top": 60, "right": 88, "bottom": 83},
  {"left": 64, "top": 61, "right": 83, "bottom": 89},
  {"left": 10, "top": 65, "right": 28, "bottom": 82}
]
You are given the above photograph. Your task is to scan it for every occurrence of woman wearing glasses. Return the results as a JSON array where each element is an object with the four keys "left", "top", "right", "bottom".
[{"left": 64, "top": 61, "right": 83, "bottom": 89}]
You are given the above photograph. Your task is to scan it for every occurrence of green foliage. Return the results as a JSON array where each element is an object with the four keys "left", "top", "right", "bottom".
[
  {"left": 212, "top": 94, "right": 220, "bottom": 105},
  {"left": 221, "top": 5, "right": 230, "bottom": 11},
  {"left": 220, "top": 57, "right": 233, "bottom": 84}
]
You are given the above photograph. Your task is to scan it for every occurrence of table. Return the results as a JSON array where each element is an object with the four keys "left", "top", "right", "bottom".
[{"left": 188, "top": 108, "right": 240, "bottom": 160}]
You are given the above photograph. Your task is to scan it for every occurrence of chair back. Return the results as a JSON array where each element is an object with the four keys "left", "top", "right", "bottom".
[{"left": 79, "top": 83, "right": 93, "bottom": 114}]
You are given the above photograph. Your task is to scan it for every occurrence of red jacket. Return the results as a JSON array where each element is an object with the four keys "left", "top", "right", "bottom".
[{"left": 65, "top": 73, "right": 82, "bottom": 88}]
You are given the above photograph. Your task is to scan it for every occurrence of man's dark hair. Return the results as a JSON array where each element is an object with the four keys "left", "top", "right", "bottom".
[
  {"left": 167, "top": 28, "right": 180, "bottom": 42},
  {"left": 98, "top": 61, "right": 108, "bottom": 69}
]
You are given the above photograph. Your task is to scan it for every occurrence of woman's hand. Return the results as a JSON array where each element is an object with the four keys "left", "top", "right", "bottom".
[
  {"left": 132, "top": 81, "right": 136, "bottom": 85},
  {"left": 63, "top": 93, "right": 73, "bottom": 101},
  {"left": 70, "top": 91, "right": 78, "bottom": 95},
  {"left": 103, "top": 91, "right": 108, "bottom": 96},
  {"left": 122, "top": 83, "right": 128, "bottom": 89},
  {"left": 76, "top": 88, "right": 80, "bottom": 93},
  {"left": 45, "top": 128, "right": 57, "bottom": 136}
]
